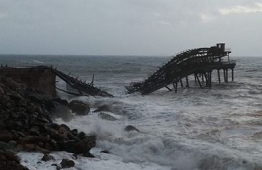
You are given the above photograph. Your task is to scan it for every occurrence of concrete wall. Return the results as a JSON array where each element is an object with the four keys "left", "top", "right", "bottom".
[{"left": 0, "top": 67, "right": 56, "bottom": 96}]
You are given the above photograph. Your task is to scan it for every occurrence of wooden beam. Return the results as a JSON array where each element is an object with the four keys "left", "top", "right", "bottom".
[
  {"left": 180, "top": 78, "right": 184, "bottom": 87},
  {"left": 165, "top": 86, "right": 172, "bottom": 91}
]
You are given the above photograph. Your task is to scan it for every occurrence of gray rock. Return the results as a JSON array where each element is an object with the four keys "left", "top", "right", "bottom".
[
  {"left": 83, "top": 152, "right": 95, "bottom": 158},
  {"left": 60, "top": 159, "right": 75, "bottom": 169},
  {"left": 68, "top": 100, "right": 90, "bottom": 115},
  {"left": 41, "top": 153, "right": 55, "bottom": 162},
  {"left": 98, "top": 112, "right": 117, "bottom": 121},
  {"left": 124, "top": 125, "right": 140, "bottom": 132}
]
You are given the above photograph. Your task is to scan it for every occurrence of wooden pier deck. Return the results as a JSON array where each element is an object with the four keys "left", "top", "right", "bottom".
[{"left": 126, "top": 43, "right": 236, "bottom": 95}]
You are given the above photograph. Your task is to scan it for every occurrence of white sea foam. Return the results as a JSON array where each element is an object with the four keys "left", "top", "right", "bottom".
[{"left": 33, "top": 60, "right": 44, "bottom": 64}]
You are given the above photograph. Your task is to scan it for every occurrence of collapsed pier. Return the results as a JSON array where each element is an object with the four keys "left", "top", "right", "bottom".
[
  {"left": 0, "top": 65, "right": 113, "bottom": 97},
  {"left": 126, "top": 43, "right": 236, "bottom": 95}
]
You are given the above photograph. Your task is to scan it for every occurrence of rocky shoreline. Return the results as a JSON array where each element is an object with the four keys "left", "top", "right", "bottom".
[{"left": 0, "top": 76, "right": 97, "bottom": 169}]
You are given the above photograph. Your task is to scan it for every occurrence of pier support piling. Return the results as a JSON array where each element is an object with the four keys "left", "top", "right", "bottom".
[
  {"left": 217, "top": 69, "right": 221, "bottom": 83},
  {"left": 196, "top": 74, "right": 203, "bottom": 88},
  {"left": 180, "top": 79, "right": 184, "bottom": 87},
  {"left": 186, "top": 76, "right": 189, "bottom": 87}
]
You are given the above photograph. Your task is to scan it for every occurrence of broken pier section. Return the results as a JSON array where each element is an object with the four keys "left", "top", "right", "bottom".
[
  {"left": 126, "top": 43, "right": 236, "bottom": 95},
  {"left": 0, "top": 65, "right": 113, "bottom": 97}
]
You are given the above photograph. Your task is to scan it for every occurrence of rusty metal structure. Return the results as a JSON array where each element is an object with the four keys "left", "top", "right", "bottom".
[{"left": 126, "top": 43, "right": 236, "bottom": 95}]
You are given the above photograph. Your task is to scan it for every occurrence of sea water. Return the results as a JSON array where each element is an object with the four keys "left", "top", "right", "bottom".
[{"left": 1, "top": 55, "right": 262, "bottom": 170}]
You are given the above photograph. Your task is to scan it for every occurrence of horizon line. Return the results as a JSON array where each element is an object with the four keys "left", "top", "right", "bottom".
[{"left": 0, "top": 54, "right": 261, "bottom": 58}]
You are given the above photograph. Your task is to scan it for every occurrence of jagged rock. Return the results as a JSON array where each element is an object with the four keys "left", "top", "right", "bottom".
[
  {"left": 60, "top": 159, "right": 75, "bottom": 169},
  {"left": 83, "top": 152, "right": 95, "bottom": 158},
  {"left": 78, "top": 132, "right": 86, "bottom": 140},
  {"left": 58, "top": 125, "right": 73, "bottom": 140},
  {"left": 41, "top": 153, "right": 55, "bottom": 162},
  {"left": 0, "top": 151, "right": 28, "bottom": 170},
  {"left": 0, "top": 77, "right": 97, "bottom": 156},
  {"left": 94, "top": 105, "right": 111, "bottom": 112},
  {"left": 60, "top": 124, "right": 70, "bottom": 131},
  {"left": 124, "top": 125, "right": 140, "bottom": 132},
  {"left": 68, "top": 100, "right": 90, "bottom": 115},
  {"left": 100, "top": 150, "right": 109, "bottom": 154},
  {"left": 71, "top": 129, "right": 78, "bottom": 136},
  {"left": 74, "top": 136, "right": 96, "bottom": 154},
  {"left": 98, "top": 112, "right": 117, "bottom": 121},
  {"left": 53, "top": 98, "right": 68, "bottom": 106}
]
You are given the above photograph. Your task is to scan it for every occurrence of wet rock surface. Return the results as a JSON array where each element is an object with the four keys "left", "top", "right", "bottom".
[
  {"left": 41, "top": 153, "right": 55, "bottom": 162},
  {"left": 0, "top": 76, "right": 97, "bottom": 169},
  {"left": 98, "top": 112, "right": 117, "bottom": 121},
  {"left": 124, "top": 125, "right": 140, "bottom": 132},
  {"left": 0, "top": 151, "right": 28, "bottom": 170},
  {"left": 60, "top": 159, "right": 75, "bottom": 169},
  {"left": 68, "top": 100, "right": 90, "bottom": 115}
]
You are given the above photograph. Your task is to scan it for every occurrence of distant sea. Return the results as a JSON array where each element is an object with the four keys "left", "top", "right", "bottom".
[{"left": 1, "top": 55, "right": 262, "bottom": 170}]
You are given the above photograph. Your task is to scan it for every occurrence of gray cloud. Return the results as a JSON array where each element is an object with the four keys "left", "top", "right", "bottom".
[{"left": 0, "top": 0, "right": 261, "bottom": 56}]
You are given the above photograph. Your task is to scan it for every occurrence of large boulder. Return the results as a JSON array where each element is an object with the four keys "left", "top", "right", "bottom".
[
  {"left": 41, "top": 153, "right": 55, "bottom": 162},
  {"left": 68, "top": 100, "right": 90, "bottom": 115},
  {"left": 74, "top": 136, "right": 96, "bottom": 154},
  {"left": 60, "top": 159, "right": 75, "bottom": 169}
]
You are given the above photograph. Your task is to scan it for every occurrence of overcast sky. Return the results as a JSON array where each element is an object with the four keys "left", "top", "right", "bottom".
[{"left": 0, "top": 0, "right": 261, "bottom": 56}]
